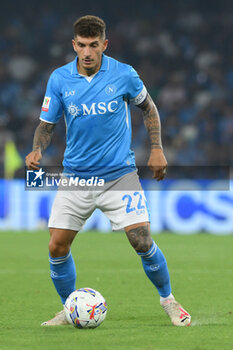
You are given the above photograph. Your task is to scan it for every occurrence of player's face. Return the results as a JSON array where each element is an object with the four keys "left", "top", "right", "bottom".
[{"left": 72, "top": 36, "right": 108, "bottom": 75}]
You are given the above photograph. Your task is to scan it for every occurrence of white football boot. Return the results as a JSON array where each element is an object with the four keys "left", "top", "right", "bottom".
[
  {"left": 41, "top": 310, "right": 69, "bottom": 326},
  {"left": 161, "top": 298, "right": 191, "bottom": 326}
]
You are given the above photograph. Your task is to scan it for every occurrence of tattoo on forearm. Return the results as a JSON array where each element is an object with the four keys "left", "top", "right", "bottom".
[
  {"left": 126, "top": 224, "right": 152, "bottom": 252},
  {"left": 33, "top": 121, "right": 55, "bottom": 153},
  {"left": 139, "top": 94, "right": 162, "bottom": 149}
]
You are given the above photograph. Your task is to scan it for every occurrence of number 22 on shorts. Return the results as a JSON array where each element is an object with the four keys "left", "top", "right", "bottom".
[{"left": 122, "top": 192, "right": 146, "bottom": 215}]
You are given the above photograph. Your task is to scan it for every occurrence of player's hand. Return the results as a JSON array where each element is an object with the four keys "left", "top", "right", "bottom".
[
  {"left": 25, "top": 150, "right": 42, "bottom": 170},
  {"left": 148, "top": 148, "right": 167, "bottom": 181}
]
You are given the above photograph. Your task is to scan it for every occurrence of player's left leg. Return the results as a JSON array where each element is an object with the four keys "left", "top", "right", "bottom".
[
  {"left": 97, "top": 171, "right": 191, "bottom": 326},
  {"left": 125, "top": 222, "right": 191, "bottom": 326},
  {"left": 125, "top": 222, "right": 171, "bottom": 298}
]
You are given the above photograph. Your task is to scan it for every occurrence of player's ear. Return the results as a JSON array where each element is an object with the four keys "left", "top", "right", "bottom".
[
  {"left": 72, "top": 39, "right": 77, "bottom": 53},
  {"left": 103, "top": 39, "right": 108, "bottom": 52}
]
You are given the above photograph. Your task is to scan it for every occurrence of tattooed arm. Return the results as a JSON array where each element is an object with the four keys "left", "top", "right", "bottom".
[
  {"left": 137, "top": 93, "right": 167, "bottom": 181},
  {"left": 25, "top": 121, "right": 55, "bottom": 170}
]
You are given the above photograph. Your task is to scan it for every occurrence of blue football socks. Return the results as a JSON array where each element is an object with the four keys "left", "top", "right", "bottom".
[
  {"left": 137, "top": 241, "right": 171, "bottom": 297},
  {"left": 49, "top": 251, "right": 76, "bottom": 304}
]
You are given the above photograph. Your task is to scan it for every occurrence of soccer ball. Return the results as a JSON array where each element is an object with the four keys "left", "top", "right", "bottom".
[{"left": 64, "top": 288, "right": 107, "bottom": 328}]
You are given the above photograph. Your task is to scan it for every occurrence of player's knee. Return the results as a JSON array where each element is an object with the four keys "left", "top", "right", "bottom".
[
  {"left": 49, "top": 236, "right": 70, "bottom": 258},
  {"left": 126, "top": 225, "right": 152, "bottom": 253},
  {"left": 136, "top": 238, "right": 152, "bottom": 253}
]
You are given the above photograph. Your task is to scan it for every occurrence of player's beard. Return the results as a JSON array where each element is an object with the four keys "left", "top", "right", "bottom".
[{"left": 82, "top": 60, "right": 100, "bottom": 75}]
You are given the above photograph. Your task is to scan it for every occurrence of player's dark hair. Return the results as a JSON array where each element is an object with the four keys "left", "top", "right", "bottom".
[{"left": 73, "top": 15, "right": 106, "bottom": 40}]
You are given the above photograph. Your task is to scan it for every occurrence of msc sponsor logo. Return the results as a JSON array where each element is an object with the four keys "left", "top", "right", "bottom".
[
  {"left": 68, "top": 103, "right": 82, "bottom": 118},
  {"left": 68, "top": 100, "right": 119, "bottom": 118}
]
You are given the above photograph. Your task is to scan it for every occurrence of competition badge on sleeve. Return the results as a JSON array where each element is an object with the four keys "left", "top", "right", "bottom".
[{"left": 42, "top": 96, "right": 51, "bottom": 112}]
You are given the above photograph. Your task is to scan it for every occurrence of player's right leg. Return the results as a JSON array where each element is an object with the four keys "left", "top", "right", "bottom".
[
  {"left": 41, "top": 228, "right": 77, "bottom": 326},
  {"left": 49, "top": 228, "right": 77, "bottom": 305},
  {"left": 41, "top": 182, "right": 96, "bottom": 326}
]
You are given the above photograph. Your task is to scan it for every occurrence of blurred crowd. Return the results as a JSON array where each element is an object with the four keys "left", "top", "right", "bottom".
[{"left": 0, "top": 0, "right": 232, "bottom": 177}]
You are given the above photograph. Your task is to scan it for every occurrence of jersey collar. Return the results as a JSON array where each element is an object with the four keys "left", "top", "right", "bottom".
[{"left": 71, "top": 54, "right": 109, "bottom": 76}]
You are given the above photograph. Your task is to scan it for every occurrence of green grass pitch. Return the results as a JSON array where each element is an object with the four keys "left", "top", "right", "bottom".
[{"left": 0, "top": 231, "right": 232, "bottom": 350}]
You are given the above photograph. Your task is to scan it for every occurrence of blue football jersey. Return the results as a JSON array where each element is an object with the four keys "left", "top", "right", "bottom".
[{"left": 40, "top": 54, "right": 147, "bottom": 181}]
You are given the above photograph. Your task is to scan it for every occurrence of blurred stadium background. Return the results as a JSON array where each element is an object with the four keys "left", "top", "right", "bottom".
[{"left": 0, "top": 0, "right": 232, "bottom": 233}]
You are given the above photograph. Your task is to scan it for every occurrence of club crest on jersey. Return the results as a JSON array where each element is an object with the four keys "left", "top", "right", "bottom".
[
  {"left": 105, "top": 84, "right": 117, "bottom": 96},
  {"left": 42, "top": 96, "right": 51, "bottom": 112},
  {"left": 68, "top": 101, "right": 119, "bottom": 118}
]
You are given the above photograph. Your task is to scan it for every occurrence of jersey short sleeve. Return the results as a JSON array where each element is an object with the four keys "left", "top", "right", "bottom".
[
  {"left": 127, "top": 66, "right": 147, "bottom": 105},
  {"left": 40, "top": 71, "right": 63, "bottom": 124}
]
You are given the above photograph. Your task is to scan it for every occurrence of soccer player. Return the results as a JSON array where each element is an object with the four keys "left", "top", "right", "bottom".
[{"left": 26, "top": 15, "right": 191, "bottom": 326}]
